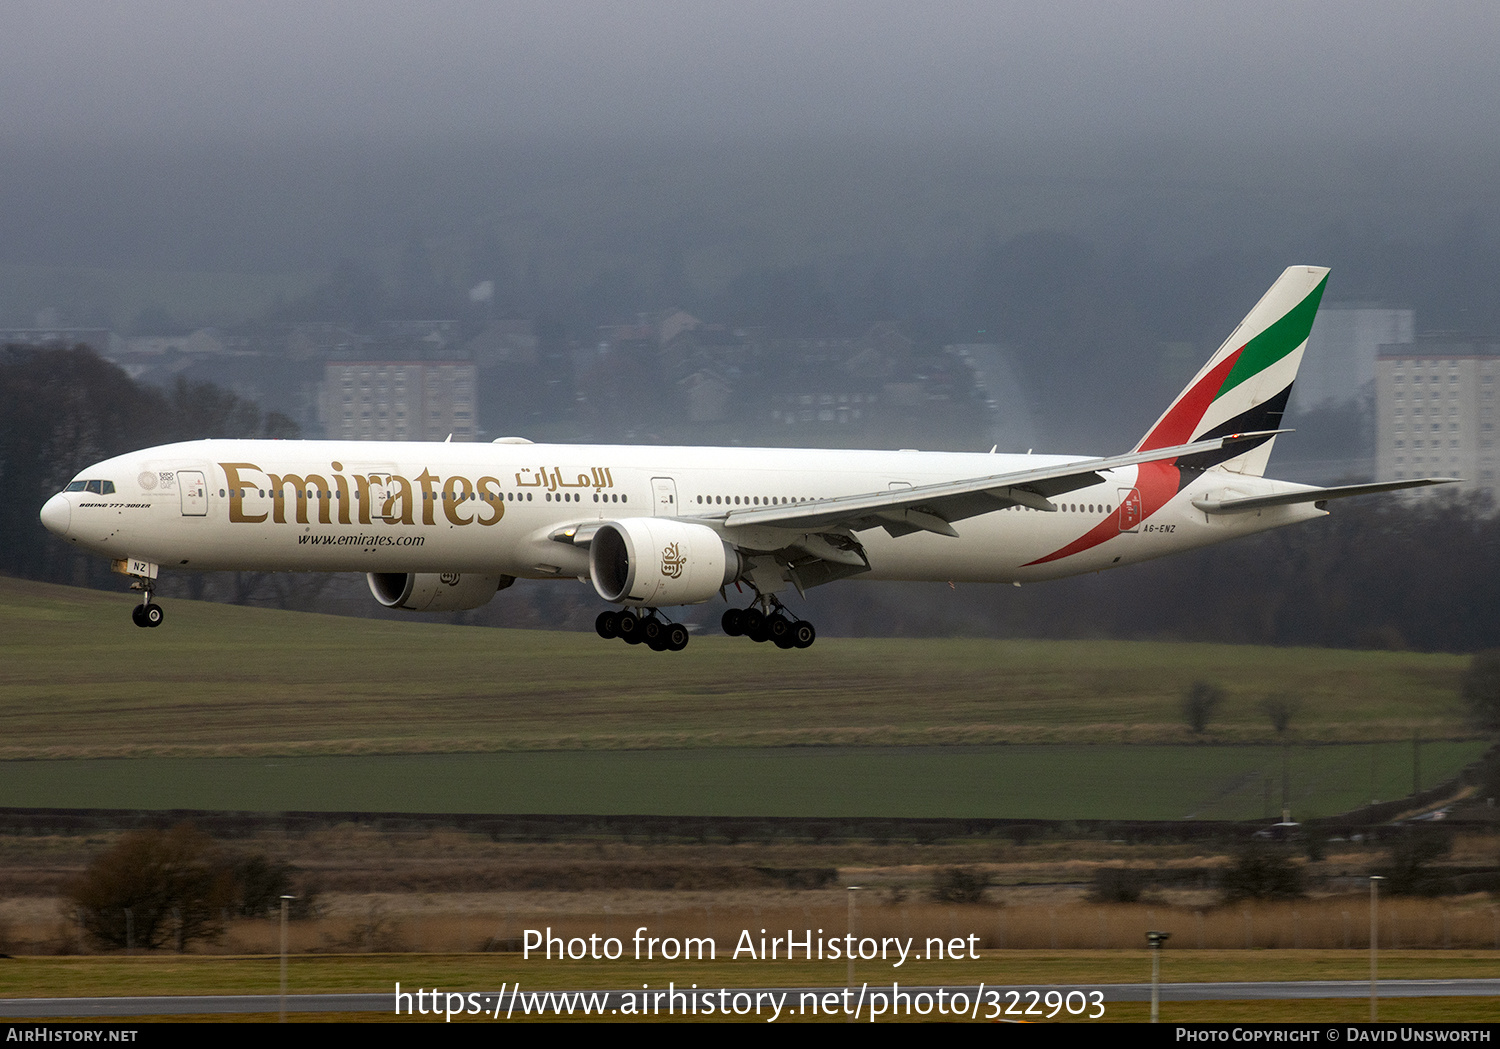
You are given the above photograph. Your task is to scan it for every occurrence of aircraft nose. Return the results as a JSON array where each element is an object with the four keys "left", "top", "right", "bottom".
[{"left": 40, "top": 493, "right": 71, "bottom": 537}]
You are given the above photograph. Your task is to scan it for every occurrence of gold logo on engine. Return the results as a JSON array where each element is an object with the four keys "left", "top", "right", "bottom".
[{"left": 660, "top": 542, "right": 685, "bottom": 579}]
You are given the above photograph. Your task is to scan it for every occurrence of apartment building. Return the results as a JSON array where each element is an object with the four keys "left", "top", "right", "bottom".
[
  {"left": 1375, "top": 336, "right": 1498, "bottom": 504},
  {"left": 322, "top": 361, "right": 478, "bottom": 442}
]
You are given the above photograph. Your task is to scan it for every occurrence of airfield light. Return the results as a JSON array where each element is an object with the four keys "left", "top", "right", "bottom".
[
  {"left": 846, "top": 885, "right": 862, "bottom": 1017},
  {"left": 280, "top": 894, "right": 297, "bottom": 1023},
  {"left": 1146, "top": 931, "right": 1170, "bottom": 1023},
  {"left": 1370, "top": 876, "right": 1385, "bottom": 1022}
]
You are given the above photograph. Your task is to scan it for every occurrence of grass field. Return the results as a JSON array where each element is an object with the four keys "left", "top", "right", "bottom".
[
  {"left": 0, "top": 575, "right": 1483, "bottom": 819},
  {"left": 0, "top": 743, "right": 1482, "bottom": 819},
  {"left": 0, "top": 576, "right": 1474, "bottom": 760},
  {"left": 3, "top": 578, "right": 1493, "bottom": 1023}
]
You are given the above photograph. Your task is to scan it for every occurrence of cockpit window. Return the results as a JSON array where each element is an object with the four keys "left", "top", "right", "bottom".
[
  {"left": 65, "top": 481, "right": 86, "bottom": 492},
  {"left": 65, "top": 480, "right": 115, "bottom": 494}
]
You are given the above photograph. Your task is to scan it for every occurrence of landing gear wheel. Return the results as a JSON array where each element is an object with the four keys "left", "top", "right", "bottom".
[
  {"left": 643, "top": 617, "right": 668, "bottom": 651},
  {"left": 742, "top": 608, "right": 768, "bottom": 643},
  {"left": 665, "top": 624, "right": 690, "bottom": 651},
  {"left": 642, "top": 617, "right": 663, "bottom": 642},
  {"left": 595, "top": 610, "right": 619, "bottom": 639},
  {"left": 131, "top": 604, "right": 148, "bottom": 628},
  {"left": 725, "top": 592, "right": 812, "bottom": 650},
  {"left": 142, "top": 603, "right": 164, "bottom": 628},
  {"left": 766, "top": 613, "right": 791, "bottom": 647},
  {"left": 617, "top": 611, "right": 643, "bottom": 644}
]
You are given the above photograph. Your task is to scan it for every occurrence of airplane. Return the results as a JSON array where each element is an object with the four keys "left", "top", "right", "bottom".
[{"left": 39, "top": 265, "right": 1453, "bottom": 651}]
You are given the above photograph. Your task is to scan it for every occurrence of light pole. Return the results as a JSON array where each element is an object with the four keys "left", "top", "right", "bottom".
[
  {"left": 847, "top": 886, "right": 861, "bottom": 1023},
  {"left": 1369, "top": 876, "right": 1384, "bottom": 1023},
  {"left": 1146, "top": 931, "right": 1170, "bottom": 1023},
  {"left": 280, "top": 895, "right": 296, "bottom": 1024}
]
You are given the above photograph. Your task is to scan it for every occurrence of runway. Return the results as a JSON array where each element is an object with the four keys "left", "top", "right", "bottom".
[{"left": 5, "top": 980, "right": 1499, "bottom": 1018}]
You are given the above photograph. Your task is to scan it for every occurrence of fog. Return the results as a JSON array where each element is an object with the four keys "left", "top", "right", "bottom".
[
  {"left": 5, "top": 2, "right": 1496, "bottom": 143},
  {"left": 2, "top": 2, "right": 1498, "bottom": 453}
]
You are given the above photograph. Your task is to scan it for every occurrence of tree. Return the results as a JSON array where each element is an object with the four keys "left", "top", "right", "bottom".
[
  {"left": 1, "top": 344, "right": 298, "bottom": 585},
  {"left": 930, "top": 866, "right": 990, "bottom": 903},
  {"left": 1460, "top": 650, "right": 1500, "bottom": 736},
  {"left": 1182, "top": 681, "right": 1225, "bottom": 734},
  {"left": 66, "top": 824, "right": 235, "bottom": 951},
  {"left": 1261, "top": 694, "right": 1302, "bottom": 736},
  {"left": 1377, "top": 829, "right": 1454, "bottom": 896},
  {"left": 0, "top": 345, "right": 159, "bottom": 581},
  {"left": 1091, "top": 866, "right": 1145, "bottom": 904},
  {"left": 231, "top": 854, "right": 319, "bottom": 919},
  {"left": 1220, "top": 843, "right": 1304, "bottom": 902}
]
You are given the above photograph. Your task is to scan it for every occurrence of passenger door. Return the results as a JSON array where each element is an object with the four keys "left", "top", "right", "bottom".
[
  {"left": 651, "top": 477, "right": 678, "bottom": 517},
  {"left": 178, "top": 471, "right": 208, "bottom": 516}
]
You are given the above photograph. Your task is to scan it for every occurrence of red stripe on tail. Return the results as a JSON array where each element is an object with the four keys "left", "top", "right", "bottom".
[{"left": 1136, "top": 348, "right": 1242, "bottom": 452}]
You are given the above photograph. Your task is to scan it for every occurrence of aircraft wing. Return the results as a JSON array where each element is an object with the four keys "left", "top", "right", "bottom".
[
  {"left": 1191, "top": 477, "right": 1460, "bottom": 515},
  {"left": 715, "top": 432, "right": 1279, "bottom": 539}
]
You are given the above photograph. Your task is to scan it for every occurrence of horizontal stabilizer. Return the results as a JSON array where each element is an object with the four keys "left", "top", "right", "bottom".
[{"left": 1192, "top": 477, "right": 1460, "bottom": 515}]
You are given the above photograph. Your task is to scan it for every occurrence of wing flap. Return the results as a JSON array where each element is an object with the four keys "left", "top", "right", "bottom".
[{"left": 874, "top": 506, "right": 960, "bottom": 538}]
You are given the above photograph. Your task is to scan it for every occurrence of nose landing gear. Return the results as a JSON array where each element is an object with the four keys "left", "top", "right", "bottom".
[{"left": 130, "top": 580, "right": 164, "bottom": 628}]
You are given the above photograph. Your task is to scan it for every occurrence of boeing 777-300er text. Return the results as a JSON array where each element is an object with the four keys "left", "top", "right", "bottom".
[{"left": 40, "top": 266, "right": 1453, "bottom": 651}]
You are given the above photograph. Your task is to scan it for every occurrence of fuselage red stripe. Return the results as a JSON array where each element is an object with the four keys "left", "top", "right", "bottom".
[
  {"left": 1023, "top": 460, "right": 1181, "bottom": 567},
  {"left": 1033, "top": 346, "right": 1249, "bottom": 568}
]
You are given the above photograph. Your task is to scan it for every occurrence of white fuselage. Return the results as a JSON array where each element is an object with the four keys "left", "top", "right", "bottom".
[{"left": 44, "top": 438, "right": 1325, "bottom": 592}]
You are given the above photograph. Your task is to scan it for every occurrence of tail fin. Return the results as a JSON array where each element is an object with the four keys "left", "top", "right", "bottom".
[{"left": 1135, "top": 265, "right": 1329, "bottom": 477}]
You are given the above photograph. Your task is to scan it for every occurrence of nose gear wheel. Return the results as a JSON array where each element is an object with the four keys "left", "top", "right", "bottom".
[{"left": 129, "top": 579, "right": 164, "bottom": 628}]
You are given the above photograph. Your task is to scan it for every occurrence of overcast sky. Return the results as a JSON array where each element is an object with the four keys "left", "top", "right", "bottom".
[{"left": 3, "top": 1, "right": 1497, "bottom": 144}]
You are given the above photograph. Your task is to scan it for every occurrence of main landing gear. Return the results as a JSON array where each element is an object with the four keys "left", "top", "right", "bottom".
[
  {"left": 595, "top": 608, "right": 690, "bottom": 652},
  {"left": 721, "top": 597, "right": 816, "bottom": 649},
  {"left": 130, "top": 580, "right": 164, "bottom": 629}
]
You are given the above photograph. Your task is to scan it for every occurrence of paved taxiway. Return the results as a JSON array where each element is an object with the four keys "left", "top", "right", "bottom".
[{"left": 4, "top": 980, "right": 1499, "bottom": 1018}]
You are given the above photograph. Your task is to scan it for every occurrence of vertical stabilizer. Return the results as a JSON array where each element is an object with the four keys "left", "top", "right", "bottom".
[{"left": 1135, "top": 266, "right": 1329, "bottom": 477}]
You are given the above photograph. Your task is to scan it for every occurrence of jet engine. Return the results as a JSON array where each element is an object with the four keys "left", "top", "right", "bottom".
[
  {"left": 367, "top": 572, "right": 513, "bottom": 612},
  {"left": 589, "top": 519, "right": 741, "bottom": 607}
]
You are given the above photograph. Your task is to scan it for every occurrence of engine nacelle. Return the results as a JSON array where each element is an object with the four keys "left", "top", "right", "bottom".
[
  {"left": 367, "top": 572, "right": 513, "bottom": 612},
  {"left": 589, "top": 519, "right": 740, "bottom": 607}
]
